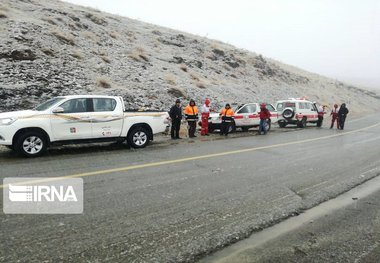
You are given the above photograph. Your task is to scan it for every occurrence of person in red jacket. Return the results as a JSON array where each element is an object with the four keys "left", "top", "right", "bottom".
[
  {"left": 330, "top": 104, "right": 339, "bottom": 129},
  {"left": 258, "top": 103, "right": 271, "bottom": 135},
  {"left": 201, "top": 98, "right": 211, "bottom": 136}
]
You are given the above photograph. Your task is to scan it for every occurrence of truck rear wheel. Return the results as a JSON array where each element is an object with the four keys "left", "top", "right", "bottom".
[
  {"left": 297, "top": 117, "right": 307, "bottom": 128},
  {"left": 127, "top": 127, "right": 149, "bottom": 148},
  {"left": 15, "top": 131, "right": 47, "bottom": 157},
  {"left": 317, "top": 118, "right": 323, "bottom": 127},
  {"left": 278, "top": 122, "right": 287, "bottom": 128}
]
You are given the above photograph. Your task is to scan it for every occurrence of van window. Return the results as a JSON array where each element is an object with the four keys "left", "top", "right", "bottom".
[
  {"left": 238, "top": 104, "right": 256, "bottom": 113},
  {"left": 265, "top": 104, "right": 275, "bottom": 111},
  {"left": 305, "top": 103, "right": 311, "bottom": 109},
  {"left": 284, "top": 102, "right": 296, "bottom": 109},
  {"left": 299, "top": 102, "right": 305, "bottom": 109},
  {"left": 276, "top": 103, "right": 284, "bottom": 111}
]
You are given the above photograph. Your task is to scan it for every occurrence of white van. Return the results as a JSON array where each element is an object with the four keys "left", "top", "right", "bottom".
[{"left": 275, "top": 98, "right": 319, "bottom": 128}]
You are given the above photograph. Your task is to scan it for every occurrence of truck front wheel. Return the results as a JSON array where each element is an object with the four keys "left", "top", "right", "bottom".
[
  {"left": 15, "top": 131, "right": 47, "bottom": 157},
  {"left": 127, "top": 127, "right": 149, "bottom": 148}
]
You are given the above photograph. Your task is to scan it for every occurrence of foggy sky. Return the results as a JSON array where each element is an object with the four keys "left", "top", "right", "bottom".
[{"left": 64, "top": 0, "right": 380, "bottom": 89}]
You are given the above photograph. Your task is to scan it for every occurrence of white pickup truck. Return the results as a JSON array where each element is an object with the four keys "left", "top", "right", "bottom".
[{"left": 0, "top": 95, "right": 169, "bottom": 157}]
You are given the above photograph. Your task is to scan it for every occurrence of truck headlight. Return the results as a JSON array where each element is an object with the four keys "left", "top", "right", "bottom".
[{"left": 0, "top": 117, "right": 17, "bottom": 125}]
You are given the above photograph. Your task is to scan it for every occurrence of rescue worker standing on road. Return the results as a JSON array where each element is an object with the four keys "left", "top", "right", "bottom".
[
  {"left": 220, "top": 103, "right": 234, "bottom": 136},
  {"left": 169, "top": 99, "right": 182, "bottom": 139},
  {"left": 315, "top": 103, "right": 326, "bottom": 127},
  {"left": 330, "top": 104, "right": 339, "bottom": 129},
  {"left": 258, "top": 103, "right": 271, "bottom": 135},
  {"left": 338, "top": 103, "right": 349, "bottom": 130},
  {"left": 184, "top": 99, "right": 199, "bottom": 138},
  {"left": 201, "top": 98, "right": 211, "bottom": 136}
]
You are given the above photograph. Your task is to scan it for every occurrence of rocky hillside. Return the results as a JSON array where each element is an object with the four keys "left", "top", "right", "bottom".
[{"left": 0, "top": 0, "right": 379, "bottom": 114}]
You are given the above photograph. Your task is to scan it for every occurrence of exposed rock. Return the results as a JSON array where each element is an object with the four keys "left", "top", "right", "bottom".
[
  {"left": 158, "top": 38, "right": 185, "bottom": 48},
  {"left": 212, "top": 48, "right": 225, "bottom": 57},
  {"left": 85, "top": 12, "right": 107, "bottom": 26},
  {"left": 167, "top": 87, "right": 187, "bottom": 98},
  {"left": 0, "top": 49, "right": 36, "bottom": 61}
]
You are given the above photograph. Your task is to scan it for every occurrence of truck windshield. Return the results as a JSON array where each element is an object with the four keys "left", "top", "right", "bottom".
[{"left": 34, "top": 98, "right": 65, "bottom": 111}]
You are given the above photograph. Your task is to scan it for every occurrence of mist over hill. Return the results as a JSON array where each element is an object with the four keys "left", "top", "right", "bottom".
[{"left": 0, "top": 0, "right": 379, "bottom": 114}]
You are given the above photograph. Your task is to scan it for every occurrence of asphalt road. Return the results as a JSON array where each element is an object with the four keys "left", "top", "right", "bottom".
[
  {"left": 1, "top": 115, "right": 380, "bottom": 263},
  {"left": 204, "top": 176, "right": 380, "bottom": 263}
]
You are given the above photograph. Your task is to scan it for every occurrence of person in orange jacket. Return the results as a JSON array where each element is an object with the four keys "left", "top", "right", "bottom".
[
  {"left": 220, "top": 103, "right": 234, "bottom": 136},
  {"left": 330, "top": 104, "right": 339, "bottom": 129},
  {"left": 201, "top": 98, "right": 211, "bottom": 136},
  {"left": 184, "top": 99, "right": 199, "bottom": 138}
]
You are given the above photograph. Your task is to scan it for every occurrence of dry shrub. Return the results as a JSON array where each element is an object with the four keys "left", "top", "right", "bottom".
[
  {"left": 195, "top": 81, "right": 206, "bottom": 89},
  {"left": 179, "top": 64, "right": 188, "bottom": 72},
  {"left": 85, "top": 13, "right": 107, "bottom": 26},
  {"left": 153, "top": 40, "right": 161, "bottom": 48},
  {"left": 42, "top": 17, "right": 57, "bottom": 25},
  {"left": 52, "top": 30, "right": 75, "bottom": 45},
  {"left": 0, "top": 5, "right": 8, "bottom": 18},
  {"left": 41, "top": 47, "right": 55, "bottom": 56},
  {"left": 222, "top": 64, "right": 231, "bottom": 71},
  {"left": 190, "top": 73, "right": 200, "bottom": 81},
  {"left": 128, "top": 48, "right": 149, "bottom": 62},
  {"left": 0, "top": 10, "right": 7, "bottom": 18},
  {"left": 0, "top": 5, "right": 9, "bottom": 11},
  {"left": 126, "top": 31, "right": 137, "bottom": 42},
  {"left": 83, "top": 31, "right": 100, "bottom": 43},
  {"left": 70, "top": 49, "right": 83, "bottom": 59},
  {"left": 189, "top": 72, "right": 207, "bottom": 88},
  {"left": 165, "top": 74, "right": 177, "bottom": 86},
  {"left": 211, "top": 79, "right": 220, "bottom": 85},
  {"left": 235, "top": 55, "right": 246, "bottom": 66},
  {"left": 100, "top": 55, "right": 111, "bottom": 63},
  {"left": 93, "top": 50, "right": 107, "bottom": 56},
  {"left": 126, "top": 31, "right": 135, "bottom": 38},
  {"left": 109, "top": 31, "right": 119, "bottom": 39},
  {"left": 96, "top": 77, "right": 111, "bottom": 89}
]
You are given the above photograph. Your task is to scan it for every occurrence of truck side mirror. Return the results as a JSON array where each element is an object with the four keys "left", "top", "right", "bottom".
[{"left": 52, "top": 107, "right": 64, "bottom": 114}]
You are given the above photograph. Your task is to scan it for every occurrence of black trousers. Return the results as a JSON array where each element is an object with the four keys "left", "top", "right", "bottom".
[
  {"left": 339, "top": 115, "right": 346, "bottom": 130},
  {"left": 188, "top": 121, "right": 197, "bottom": 137},
  {"left": 171, "top": 119, "right": 181, "bottom": 138},
  {"left": 220, "top": 121, "right": 231, "bottom": 135}
]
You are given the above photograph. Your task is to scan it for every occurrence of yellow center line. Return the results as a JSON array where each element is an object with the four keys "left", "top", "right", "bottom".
[{"left": 1, "top": 122, "right": 379, "bottom": 189}]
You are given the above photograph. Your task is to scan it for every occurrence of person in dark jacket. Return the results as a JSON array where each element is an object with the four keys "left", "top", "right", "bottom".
[
  {"left": 258, "top": 103, "right": 271, "bottom": 135},
  {"left": 338, "top": 103, "right": 349, "bottom": 130},
  {"left": 169, "top": 99, "right": 182, "bottom": 139}
]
